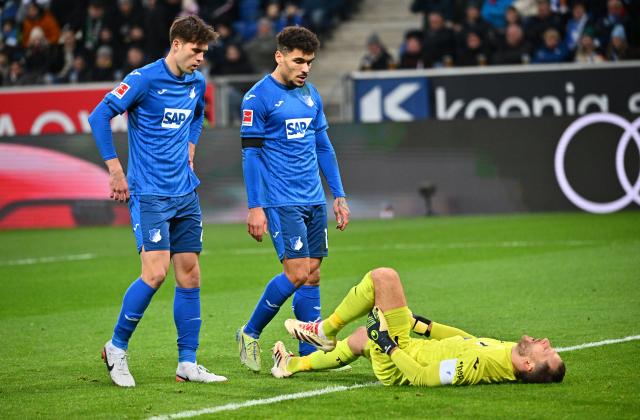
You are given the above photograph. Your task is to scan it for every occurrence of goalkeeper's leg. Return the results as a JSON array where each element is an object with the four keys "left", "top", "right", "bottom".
[{"left": 278, "top": 330, "right": 366, "bottom": 377}]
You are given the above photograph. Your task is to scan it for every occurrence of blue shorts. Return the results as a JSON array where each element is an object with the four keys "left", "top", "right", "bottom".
[
  {"left": 128, "top": 191, "right": 203, "bottom": 254},
  {"left": 265, "top": 205, "right": 328, "bottom": 261}
]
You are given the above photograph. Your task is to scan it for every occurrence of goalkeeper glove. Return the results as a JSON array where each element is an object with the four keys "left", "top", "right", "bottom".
[{"left": 366, "top": 307, "right": 397, "bottom": 355}]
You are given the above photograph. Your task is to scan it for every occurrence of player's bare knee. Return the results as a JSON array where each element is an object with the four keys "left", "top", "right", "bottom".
[
  {"left": 305, "top": 266, "right": 320, "bottom": 285},
  {"left": 285, "top": 269, "right": 309, "bottom": 287},
  {"left": 144, "top": 269, "right": 168, "bottom": 288},
  {"left": 347, "top": 327, "right": 368, "bottom": 355},
  {"left": 371, "top": 267, "right": 400, "bottom": 287}
]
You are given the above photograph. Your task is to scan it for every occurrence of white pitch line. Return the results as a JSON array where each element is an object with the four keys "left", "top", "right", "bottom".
[
  {"left": 0, "top": 253, "right": 96, "bottom": 266},
  {"left": 556, "top": 335, "right": 640, "bottom": 352},
  {"left": 147, "top": 382, "right": 379, "bottom": 420},
  {"left": 149, "top": 335, "right": 639, "bottom": 420}
]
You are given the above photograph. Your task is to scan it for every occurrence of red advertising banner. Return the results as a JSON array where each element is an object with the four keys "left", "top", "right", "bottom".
[{"left": 0, "top": 82, "right": 215, "bottom": 137}]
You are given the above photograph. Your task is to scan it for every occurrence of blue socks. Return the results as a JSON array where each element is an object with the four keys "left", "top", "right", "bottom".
[
  {"left": 174, "top": 287, "right": 201, "bottom": 363},
  {"left": 293, "top": 285, "right": 321, "bottom": 356},
  {"left": 244, "top": 272, "right": 296, "bottom": 338},
  {"left": 112, "top": 278, "right": 157, "bottom": 350}
]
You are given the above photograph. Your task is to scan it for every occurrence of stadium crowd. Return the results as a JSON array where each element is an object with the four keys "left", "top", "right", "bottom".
[
  {"left": 361, "top": 0, "right": 640, "bottom": 70},
  {"left": 0, "top": 0, "right": 360, "bottom": 86},
  {"left": 0, "top": 0, "right": 638, "bottom": 87}
]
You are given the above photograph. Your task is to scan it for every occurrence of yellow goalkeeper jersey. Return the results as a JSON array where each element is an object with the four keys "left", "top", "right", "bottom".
[{"left": 371, "top": 335, "right": 518, "bottom": 387}]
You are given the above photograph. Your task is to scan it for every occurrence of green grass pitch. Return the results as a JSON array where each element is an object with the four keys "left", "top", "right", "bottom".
[{"left": 0, "top": 212, "right": 639, "bottom": 419}]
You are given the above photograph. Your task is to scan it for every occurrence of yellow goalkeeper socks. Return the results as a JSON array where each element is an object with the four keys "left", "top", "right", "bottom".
[
  {"left": 287, "top": 339, "right": 358, "bottom": 373},
  {"left": 382, "top": 306, "right": 412, "bottom": 348},
  {"left": 322, "top": 271, "right": 375, "bottom": 337}
]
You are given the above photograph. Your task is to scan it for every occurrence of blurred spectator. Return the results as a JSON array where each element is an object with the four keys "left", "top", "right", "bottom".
[
  {"left": 410, "top": 0, "right": 455, "bottom": 30},
  {"left": 532, "top": 28, "right": 568, "bottom": 62},
  {"left": 0, "top": 50, "right": 10, "bottom": 85},
  {"left": 504, "top": 6, "right": 523, "bottom": 27},
  {"left": 574, "top": 31, "right": 605, "bottom": 62},
  {"left": 422, "top": 11, "right": 457, "bottom": 67},
  {"left": 594, "top": 0, "right": 629, "bottom": 48},
  {"left": 398, "top": 30, "right": 425, "bottom": 69},
  {"left": 481, "top": 0, "right": 514, "bottom": 30},
  {"left": 21, "top": 1, "right": 61, "bottom": 48},
  {"left": 51, "top": 27, "right": 83, "bottom": 83},
  {"left": 23, "top": 26, "right": 56, "bottom": 83},
  {"left": 2, "top": 18, "right": 19, "bottom": 49},
  {"left": 4, "top": 59, "right": 38, "bottom": 86},
  {"left": 359, "top": 33, "right": 394, "bottom": 71},
  {"left": 59, "top": 53, "right": 92, "bottom": 83},
  {"left": 92, "top": 44, "right": 115, "bottom": 81},
  {"left": 244, "top": 17, "right": 277, "bottom": 73},
  {"left": 119, "top": 45, "right": 146, "bottom": 77},
  {"left": 81, "top": 0, "right": 111, "bottom": 52},
  {"left": 277, "top": 2, "right": 304, "bottom": 33},
  {"left": 456, "top": 30, "right": 491, "bottom": 66},
  {"left": 206, "top": 20, "right": 242, "bottom": 75},
  {"left": 493, "top": 23, "right": 532, "bottom": 64},
  {"left": 605, "top": 24, "right": 638, "bottom": 61},
  {"left": 144, "top": 0, "right": 173, "bottom": 59},
  {"left": 114, "top": 0, "right": 145, "bottom": 48},
  {"left": 512, "top": 0, "right": 537, "bottom": 18},
  {"left": 213, "top": 43, "right": 254, "bottom": 74},
  {"left": 564, "top": 1, "right": 590, "bottom": 52},
  {"left": 525, "top": 0, "right": 565, "bottom": 49},
  {"left": 455, "top": 3, "right": 496, "bottom": 50},
  {"left": 301, "top": 0, "right": 335, "bottom": 38}
]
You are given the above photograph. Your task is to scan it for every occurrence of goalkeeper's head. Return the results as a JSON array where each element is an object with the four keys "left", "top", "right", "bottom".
[{"left": 513, "top": 336, "right": 565, "bottom": 383}]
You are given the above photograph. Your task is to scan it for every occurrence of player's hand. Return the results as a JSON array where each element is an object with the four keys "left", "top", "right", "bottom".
[
  {"left": 247, "top": 207, "right": 268, "bottom": 242},
  {"left": 333, "top": 197, "right": 350, "bottom": 231},
  {"left": 109, "top": 168, "right": 130, "bottom": 203},
  {"left": 366, "top": 307, "right": 397, "bottom": 355}
]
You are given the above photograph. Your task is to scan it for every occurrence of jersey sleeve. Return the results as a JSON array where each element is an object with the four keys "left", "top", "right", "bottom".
[
  {"left": 189, "top": 77, "right": 206, "bottom": 145},
  {"left": 312, "top": 86, "right": 328, "bottom": 133},
  {"left": 240, "top": 92, "right": 268, "bottom": 138},
  {"left": 388, "top": 349, "right": 443, "bottom": 387},
  {"left": 102, "top": 71, "right": 149, "bottom": 114}
]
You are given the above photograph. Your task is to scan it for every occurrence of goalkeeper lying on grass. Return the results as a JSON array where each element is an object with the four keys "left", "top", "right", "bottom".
[{"left": 272, "top": 268, "right": 565, "bottom": 386}]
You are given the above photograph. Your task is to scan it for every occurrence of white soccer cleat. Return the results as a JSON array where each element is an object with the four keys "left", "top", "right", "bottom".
[
  {"left": 284, "top": 319, "right": 336, "bottom": 352},
  {"left": 102, "top": 340, "right": 135, "bottom": 387},
  {"left": 176, "top": 362, "right": 228, "bottom": 383},
  {"left": 236, "top": 325, "right": 262, "bottom": 372},
  {"left": 270, "top": 341, "right": 294, "bottom": 378}
]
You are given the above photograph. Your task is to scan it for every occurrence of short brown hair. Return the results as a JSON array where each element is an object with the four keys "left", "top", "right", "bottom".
[
  {"left": 169, "top": 15, "right": 219, "bottom": 45},
  {"left": 517, "top": 361, "right": 566, "bottom": 384},
  {"left": 276, "top": 26, "right": 320, "bottom": 54}
]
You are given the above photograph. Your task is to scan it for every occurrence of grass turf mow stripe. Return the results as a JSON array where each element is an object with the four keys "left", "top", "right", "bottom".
[
  {"left": 0, "top": 253, "right": 96, "bottom": 266},
  {"left": 149, "top": 335, "right": 640, "bottom": 419}
]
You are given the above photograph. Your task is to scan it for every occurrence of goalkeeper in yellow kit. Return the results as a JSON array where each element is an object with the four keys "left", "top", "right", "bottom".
[{"left": 272, "top": 268, "right": 565, "bottom": 386}]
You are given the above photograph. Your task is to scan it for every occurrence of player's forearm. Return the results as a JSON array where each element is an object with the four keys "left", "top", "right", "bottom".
[
  {"left": 105, "top": 158, "right": 125, "bottom": 175},
  {"left": 242, "top": 147, "right": 264, "bottom": 208},
  {"left": 88, "top": 101, "right": 118, "bottom": 160},
  {"left": 315, "top": 131, "right": 345, "bottom": 198},
  {"left": 389, "top": 348, "right": 442, "bottom": 387},
  {"left": 189, "top": 114, "right": 204, "bottom": 145}
]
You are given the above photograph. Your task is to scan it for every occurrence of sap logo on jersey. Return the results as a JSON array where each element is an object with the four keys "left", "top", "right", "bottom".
[
  {"left": 285, "top": 118, "right": 313, "bottom": 139},
  {"left": 162, "top": 108, "right": 192, "bottom": 129}
]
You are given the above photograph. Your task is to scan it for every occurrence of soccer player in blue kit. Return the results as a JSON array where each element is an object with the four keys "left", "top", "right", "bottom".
[
  {"left": 88, "top": 16, "right": 227, "bottom": 387},
  {"left": 236, "top": 26, "right": 351, "bottom": 371}
]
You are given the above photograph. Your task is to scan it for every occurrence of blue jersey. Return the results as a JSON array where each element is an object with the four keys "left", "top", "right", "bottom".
[
  {"left": 100, "top": 59, "right": 206, "bottom": 196},
  {"left": 240, "top": 75, "right": 329, "bottom": 207}
]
